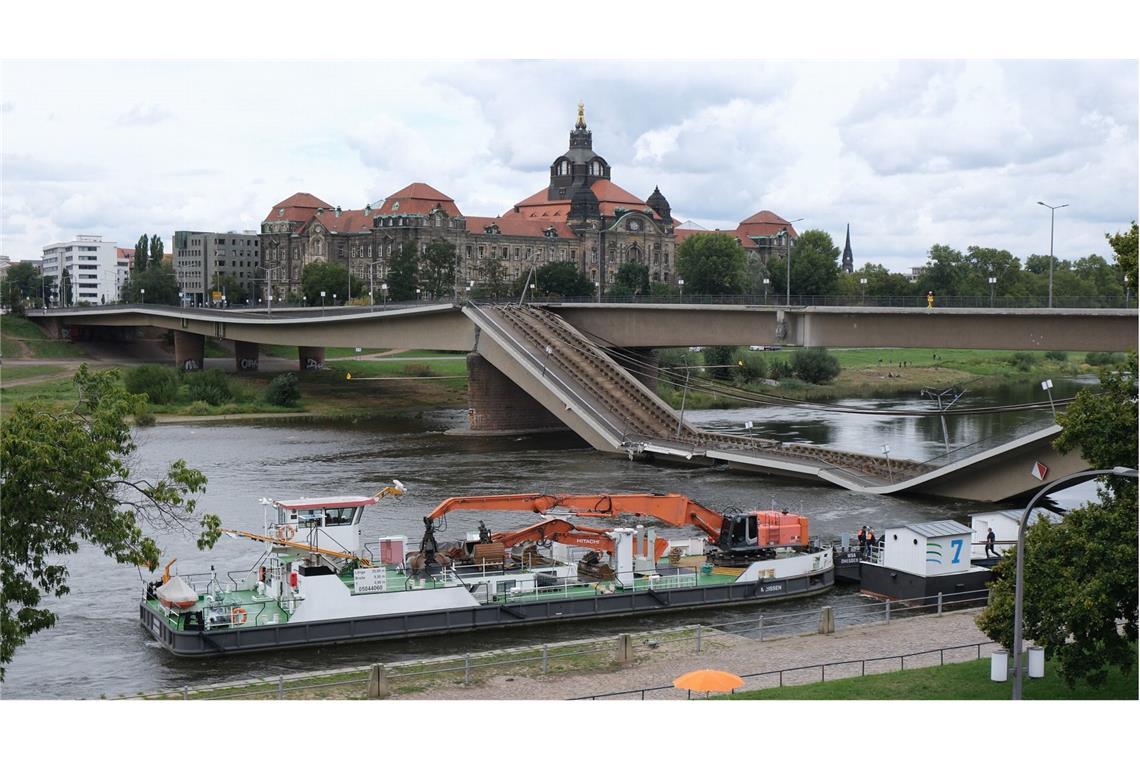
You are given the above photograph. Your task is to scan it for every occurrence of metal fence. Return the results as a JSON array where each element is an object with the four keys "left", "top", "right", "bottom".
[
  {"left": 122, "top": 587, "right": 988, "bottom": 700},
  {"left": 573, "top": 641, "right": 1000, "bottom": 700}
]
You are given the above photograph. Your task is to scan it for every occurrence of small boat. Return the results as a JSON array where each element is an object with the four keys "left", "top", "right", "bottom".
[
  {"left": 140, "top": 483, "right": 834, "bottom": 657},
  {"left": 156, "top": 575, "right": 198, "bottom": 610}
]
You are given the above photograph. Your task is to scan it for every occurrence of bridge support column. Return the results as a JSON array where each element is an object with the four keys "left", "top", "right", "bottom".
[
  {"left": 614, "top": 348, "right": 658, "bottom": 392},
  {"left": 234, "top": 341, "right": 260, "bottom": 372},
  {"left": 466, "top": 353, "right": 567, "bottom": 434},
  {"left": 173, "top": 331, "right": 205, "bottom": 372},
  {"left": 298, "top": 346, "right": 325, "bottom": 372}
]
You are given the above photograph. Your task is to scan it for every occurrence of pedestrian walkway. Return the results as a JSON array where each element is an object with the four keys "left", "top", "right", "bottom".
[{"left": 396, "top": 609, "right": 991, "bottom": 700}]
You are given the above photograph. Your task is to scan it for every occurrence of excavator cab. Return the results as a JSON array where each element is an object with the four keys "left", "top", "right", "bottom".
[{"left": 719, "top": 514, "right": 759, "bottom": 553}]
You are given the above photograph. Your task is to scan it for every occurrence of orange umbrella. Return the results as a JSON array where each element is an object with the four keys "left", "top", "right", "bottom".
[{"left": 673, "top": 669, "right": 745, "bottom": 698}]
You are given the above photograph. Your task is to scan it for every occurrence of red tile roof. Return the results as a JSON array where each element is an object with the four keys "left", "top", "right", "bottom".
[
  {"left": 301, "top": 208, "right": 375, "bottom": 235},
  {"left": 263, "top": 192, "right": 333, "bottom": 223},
  {"left": 375, "top": 182, "right": 462, "bottom": 217},
  {"left": 673, "top": 212, "right": 798, "bottom": 249},
  {"left": 464, "top": 216, "right": 573, "bottom": 239},
  {"left": 506, "top": 180, "right": 662, "bottom": 221}
]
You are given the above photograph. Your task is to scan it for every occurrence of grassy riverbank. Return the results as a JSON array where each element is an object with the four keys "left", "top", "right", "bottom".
[
  {"left": 725, "top": 649, "right": 1138, "bottom": 700},
  {"left": 657, "top": 347, "right": 1088, "bottom": 409}
]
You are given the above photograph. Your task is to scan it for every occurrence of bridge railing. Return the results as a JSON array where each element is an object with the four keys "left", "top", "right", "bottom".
[{"left": 522, "top": 294, "right": 1138, "bottom": 309}]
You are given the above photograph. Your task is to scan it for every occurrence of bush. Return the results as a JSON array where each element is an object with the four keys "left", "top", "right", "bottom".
[
  {"left": 183, "top": 368, "right": 232, "bottom": 405},
  {"left": 1086, "top": 351, "right": 1128, "bottom": 366},
  {"left": 731, "top": 348, "right": 767, "bottom": 384},
  {"left": 187, "top": 400, "right": 212, "bottom": 416},
  {"left": 1044, "top": 350, "right": 1068, "bottom": 361},
  {"left": 264, "top": 373, "right": 301, "bottom": 407},
  {"left": 791, "top": 347, "right": 841, "bottom": 384},
  {"left": 768, "top": 358, "right": 793, "bottom": 381},
  {"left": 124, "top": 365, "right": 180, "bottom": 404},
  {"left": 402, "top": 363, "right": 436, "bottom": 377},
  {"left": 1009, "top": 351, "right": 1040, "bottom": 371},
  {"left": 134, "top": 411, "right": 156, "bottom": 427},
  {"left": 701, "top": 346, "right": 735, "bottom": 380}
]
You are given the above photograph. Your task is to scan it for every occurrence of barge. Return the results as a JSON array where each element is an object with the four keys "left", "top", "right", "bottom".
[{"left": 141, "top": 486, "right": 835, "bottom": 656}]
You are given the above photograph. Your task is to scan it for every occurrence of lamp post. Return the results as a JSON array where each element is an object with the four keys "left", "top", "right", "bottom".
[
  {"left": 179, "top": 291, "right": 185, "bottom": 309},
  {"left": 366, "top": 261, "right": 383, "bottom": 309},
  {"left": 776, "top": 218, "right": 804, "bottom": 307},
  {"left": 762, "top": 277, "right": 769, "bottom": 304},
  {"left": 1125, "top": 274, "right": 1131, "bottom": 307},
  {"left": 415, "top": 287, "right": 421, "bottom": 301},
  {"left": 859, "top": 277, "right": 868, "bottom": 304},
  {"left": 381, "top": 283, "right": 388, "bottom": 306},
  {"left": 1010, "top": 466, "right": 1138, "bottom": 699},
  {"left": 1037, "top": 201, "right": 1068, "bottom": 308},
  {"left": 139, "top": 288, "right": 145, "bottom": 304},
  {"left": 258, "top": 265, "right": 283, "bottom": 316},
  {"left": 988, "top": 276, "right": 997, "bottom": 308},
  {"left": 677, "top": 278, "right": 684, "bottom": 303},
  {"left": 881, "top": 443, "right": 893, "bottom": 483},
  {"left": 320, "top": 290, "right": 326, "bottom": 316}
]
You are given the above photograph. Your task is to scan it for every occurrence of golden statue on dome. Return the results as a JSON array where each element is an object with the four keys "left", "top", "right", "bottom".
[{"left": 576, "top": 101, "right": 586, "bottom": 129}]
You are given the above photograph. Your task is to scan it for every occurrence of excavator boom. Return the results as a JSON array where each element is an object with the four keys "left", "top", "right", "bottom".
[
  {"left": 427, "top": 492, "right": 728, "bottom": 542},
  {"left": 490, "top": 518, "right": 671, "bottom": 560}
]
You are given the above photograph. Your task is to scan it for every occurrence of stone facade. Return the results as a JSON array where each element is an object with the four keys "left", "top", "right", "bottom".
[{"left": 259, "top": 106, "right": 796, "bottom": 300}]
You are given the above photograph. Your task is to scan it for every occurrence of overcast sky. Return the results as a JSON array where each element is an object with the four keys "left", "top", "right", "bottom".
[{"left": 2, "top": 59, "right": 1136, "bottom": 273}]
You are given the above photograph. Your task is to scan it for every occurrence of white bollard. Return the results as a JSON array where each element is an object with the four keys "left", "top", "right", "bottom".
[
  {"left": 990, "top": 649, "right": 1008, "bottom": 682},
  {"left": 1028, "top": 646, "right": 1045, "bottom": 678}
]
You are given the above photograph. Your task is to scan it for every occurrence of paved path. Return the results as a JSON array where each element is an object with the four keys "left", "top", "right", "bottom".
[{"left": 396, "top": 609, "right": 995, "bottom": 700}]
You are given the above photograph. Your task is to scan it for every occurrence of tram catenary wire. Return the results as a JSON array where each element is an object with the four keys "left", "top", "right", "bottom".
[{"left": 530, "top": 309, "right": 1083, "bottom": 419}]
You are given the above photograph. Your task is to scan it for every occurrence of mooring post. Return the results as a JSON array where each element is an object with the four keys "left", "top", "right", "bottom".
[
  {"left": 542, "top": 644, "right": 549, "bottom": 674},
  {"left": 464, "top": 653, "right": 471, "bottom": 686},
  {"left": 758, "top": 615, "right": 764, "bottom": 641},
  {"left": 367, "top": 664, "right": 389, "bottom": 699},
  {"left": 277, "top": 675, "right": 284, "bottom": 700},
  {"left": 183, "top": 685, "right": 189, "bottom": 700},
  {"left": 885, "top": 599, "right": 892, "bottom": 624},
  {"left": 614, "top": 633, "right": 633, "bottom": 665},
  {"left": 937, "top": 592, "right": 943, "bottom": 616},
  {"left": 818, "top": 605, "right": 835, "bottom": 634},
  {"left": 696, "top": 624, "right": 702, "bottom": 654}
]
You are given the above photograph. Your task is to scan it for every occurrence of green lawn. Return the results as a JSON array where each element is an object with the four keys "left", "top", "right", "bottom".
[
  {"left": 0, "top": 377, "right": 80, "bottom": 406},
  {"left": 829, "top": 347, "right": 1068, "bottom": 375},
  {"left": 0, "top": 315, "right": 87, "bottom": 358},
  {"left": 0, "top": 364, "right": 75, "bottom": 383},
  {"left": 725, "top": 653, "right": 1138, "bottom": 700}
]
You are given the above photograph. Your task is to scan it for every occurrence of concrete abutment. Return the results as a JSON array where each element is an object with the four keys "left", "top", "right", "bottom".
[
  {"left": 173, "top": 331, "right": 205, "bottom": 372},
  {"left": 298, "top": 346, "right": 326, "bottom": 372},
  {"left": 234, "top": 341, "right": 260, "bottom": 372},
  {"left": 466, "top": 352, "right": 568, "bottom": 434}
]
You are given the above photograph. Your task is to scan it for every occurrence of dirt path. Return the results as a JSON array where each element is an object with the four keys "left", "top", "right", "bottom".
[{"left": 395, "top": 609, "right": 994, "bottom": 700}]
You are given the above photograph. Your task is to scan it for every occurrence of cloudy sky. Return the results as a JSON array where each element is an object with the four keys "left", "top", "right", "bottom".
[{"left": 2, "top": 57, "right": 1136, "bottom": 274}]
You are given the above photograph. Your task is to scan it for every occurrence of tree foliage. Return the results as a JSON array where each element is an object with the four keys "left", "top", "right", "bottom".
[
  {"left": 1106, "top": 221, "right": 1138, "bottom": 291},
  {"left": 149, "top": 235, "right": 165, "bottom": 267},
  {"left": 610, "top": 262, "right": 650, "bottom": 297},
  {"left": 790, "top": 347, "right": 841, "bottom": 384},
  {"left": 124, "top": 365, "right": 180, "bottom": 405},
  {"left": 301, "top": 261, "right": 361, "bottom": 307},
  {"left": 536, "top": 261, "right": 594, "bottom": 299},
  {"left": 977, "top": 354, "right": 1139, "bottom": 688},
  {"left": 419, "top": 240, "right": 457, "bottom": 300},
  {"left": 475, "top": 257, "right": 510, "bottom": 300},
  {"left": 1, "top": 261, "right": 44, "bottom": 311},
  {"left": 676, "top": 233, "right": 748, "bottom": 295},
  {"left": 124, "top": 263, "right": 180, "bottom": 305},
  {"left": 264, "top": 373, "right": 301, "bottom": 407},
  {"left": 134, "top": 234, "right": 149, "bottom": 274},
  {"left": 0, "top": 366, "right": 218, "bottom": 678},
  {"left": 772, "top": 230, "right": 841, "bottom": 297},
  {"left": 386, "top": 242, "right": 420, "bottom": 302}
]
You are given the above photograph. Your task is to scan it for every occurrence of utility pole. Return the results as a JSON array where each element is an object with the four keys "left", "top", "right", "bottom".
[{"left": 1037, "top": 201, "right": 1067, "bottom": 308}]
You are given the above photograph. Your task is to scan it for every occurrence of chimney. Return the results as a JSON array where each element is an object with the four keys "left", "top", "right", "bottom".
[{"left": 335, "top": 206, "right": 342, "bottom": 217}]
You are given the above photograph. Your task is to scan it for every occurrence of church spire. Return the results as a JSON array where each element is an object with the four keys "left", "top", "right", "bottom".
[
  {"left": 576, "top": 101, "right": 586, "bottom": 129},
  {"left": 842, "top": 224, "right": 854, "bottom": 273}
]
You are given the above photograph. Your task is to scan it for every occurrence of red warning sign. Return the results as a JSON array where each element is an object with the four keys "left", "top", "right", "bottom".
[{"left": 1030, "top": 461, "right": 1049, "bottom": 481}]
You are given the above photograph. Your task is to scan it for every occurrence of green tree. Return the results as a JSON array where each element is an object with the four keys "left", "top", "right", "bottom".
[
  {"left": 535, "top": 261, "right": 594, "bottom": 299},
  {"left": 60, "top": 269, "right": 74, "bottom": 307},
  {"left": 790, "top": 347, "right": 841, "bottom": 384},
  {"left": 420, "top": 240, "right": 457, "bottom": 299},
  {"left": 676, "top": 233, "right": 748, "bottom": 295},
  {"left": 611, "top": 262, "right": 650, "bottom": 297},
  {"left": 124, "top": 263, "right": 180, "bottom": 305},
  {"left": 0, "top": 365, "right": 218, "bottom": 678},
  {"left": 149, "top": 235, "right": 165, "bottom": 267},
  {"left": 475, "top": 257, "right": 510, "bottom": 300},
  {"left": 386, "top": 242, "right": 420, "bottom": 302},
  {"left": 915, "top": 244, "right": 968, "bottom": 298},
  {"left": 210, "top": 274, "right": 250, "bottom": 306},
  {"left": 301, "top": 261, "right": 360, "bottom": 307},
  {"left": 767, "top": 230, "right": 841, "bottom": 297},
  {"left": 977, "top": 354, "right": 1139, "bottom": 688},
  {"left": 134, "top": 234, "right": 149, "bottom": 274},
  {"left": 1, "top": 261, "right": 43, "bottom": 312},
  {"left": 264, "top": 373, "right": 301, "bottom": 407},
  {"left": 1105, "top": 221, "right": 1138, "bottom": 288}
]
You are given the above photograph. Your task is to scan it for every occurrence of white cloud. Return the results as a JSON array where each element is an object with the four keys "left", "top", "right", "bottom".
[{"left": 117, "top": 103, "right": 173, "bottom": 127}]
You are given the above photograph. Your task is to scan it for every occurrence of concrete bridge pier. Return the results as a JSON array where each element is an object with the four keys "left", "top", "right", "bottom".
[
  {"left": 235, "top": 341, "right": 260, "bottom": 372},
  {"left": 614, "top": 348, "right": 659, "bottom": 392},
  {"left": 298, "top": 346, "right": 326, "bottom": 371},
  {"left": 174, "top": 331, "right": 205, "bottom": 372},
  {"left": 466, "top": 353, "right": 567, "bottom": 434}
]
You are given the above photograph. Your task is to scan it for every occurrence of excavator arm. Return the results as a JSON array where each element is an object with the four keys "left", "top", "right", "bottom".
[
  {"left": 426, "top": 492, "right": 727, "bottom": 543},
  {"left": 490, "top": 517, "right": 671, "bottom": 560}
]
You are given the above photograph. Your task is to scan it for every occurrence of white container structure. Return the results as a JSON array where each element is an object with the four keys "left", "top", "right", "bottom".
[
  {"left": 880, "top": 520, "right": 973, "bottom": 576},
  {"left": 970, "top": 510, "right": 1061, "bottom": 560}
]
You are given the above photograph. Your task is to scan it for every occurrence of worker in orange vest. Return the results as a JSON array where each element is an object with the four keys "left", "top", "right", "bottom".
[
  {"left": 866, "top": 528, "right": 876, "bottom": 557},
  {"left": 926, "top": 291, "right": 935, "bottom": 309}
]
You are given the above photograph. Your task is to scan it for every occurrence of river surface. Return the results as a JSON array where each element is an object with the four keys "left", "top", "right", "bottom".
[{"left": 2, "top": 377, "right": 1098, "bottom": 699}]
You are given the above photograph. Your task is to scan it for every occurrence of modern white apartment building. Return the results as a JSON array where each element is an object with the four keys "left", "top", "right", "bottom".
[
  {"left": 41, "top": 235, "right": 121, "bottom": 306},
  {"left": 173, "top": 230, "right": 261, "bottom": 305}
]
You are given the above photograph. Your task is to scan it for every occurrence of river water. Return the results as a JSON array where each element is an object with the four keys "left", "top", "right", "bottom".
[{"left": 2, "top": 377, "right": 1098, "bottom": 699}]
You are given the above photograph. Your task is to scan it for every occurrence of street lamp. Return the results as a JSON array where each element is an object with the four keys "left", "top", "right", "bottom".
[
  {"left": 179, "top": 291, "right": 185, "bottom": 309},
  {"left": 859, "top": 277, "right": 868, "bottom": 304},
  {"left": 381, "top": 283, "right": 388, "bottom": 306},
  {"left": 415, "top": 287, "right": 421, "bottom": 301},
  {"left": 366, "top": 261, "right": 383, "bottom": 309},
  {"left": 1010, "top": 466, "right": 1138, "bottom": 699},
  {"left": 777, "top": 218, "right": 805, "bottom": 306},
  {"left": 677, "top": 278, "right": 684, "bottom": 303},
  {"left": 881, "top": 443, "right": 893, "bottom": 483},
  {"left": 320, "top": 290, "right": 326, "bottom": 316},
  {"left": 1037, "top": 201, "right": 1068, "bottom": 308},
  {"left": 988, "top": 276, "right": 997, "bottom": 308},
  {"left": 1125, "top": 274, "right": 1131, "bottom": 307},
  {"left": 762, "top": 277, "right": 770, "bottom": 304},
  {"left": 258, "top": 264, "right": 283, "bottom": 316},
  {"left": 140, "top": 288, "right": 145, "bottom": 304}
]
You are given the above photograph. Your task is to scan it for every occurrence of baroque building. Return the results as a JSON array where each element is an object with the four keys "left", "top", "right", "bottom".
[{"left": 260, "top": 105, "right": 797, "bottom": 300}]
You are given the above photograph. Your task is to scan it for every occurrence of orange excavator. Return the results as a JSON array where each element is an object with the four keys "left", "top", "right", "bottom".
[
  {"left": 426, "top": 492, "right": 810, "bottom": 559},
  {"left": 489, "top": 517, "right": 671, "bottom": 560}
]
